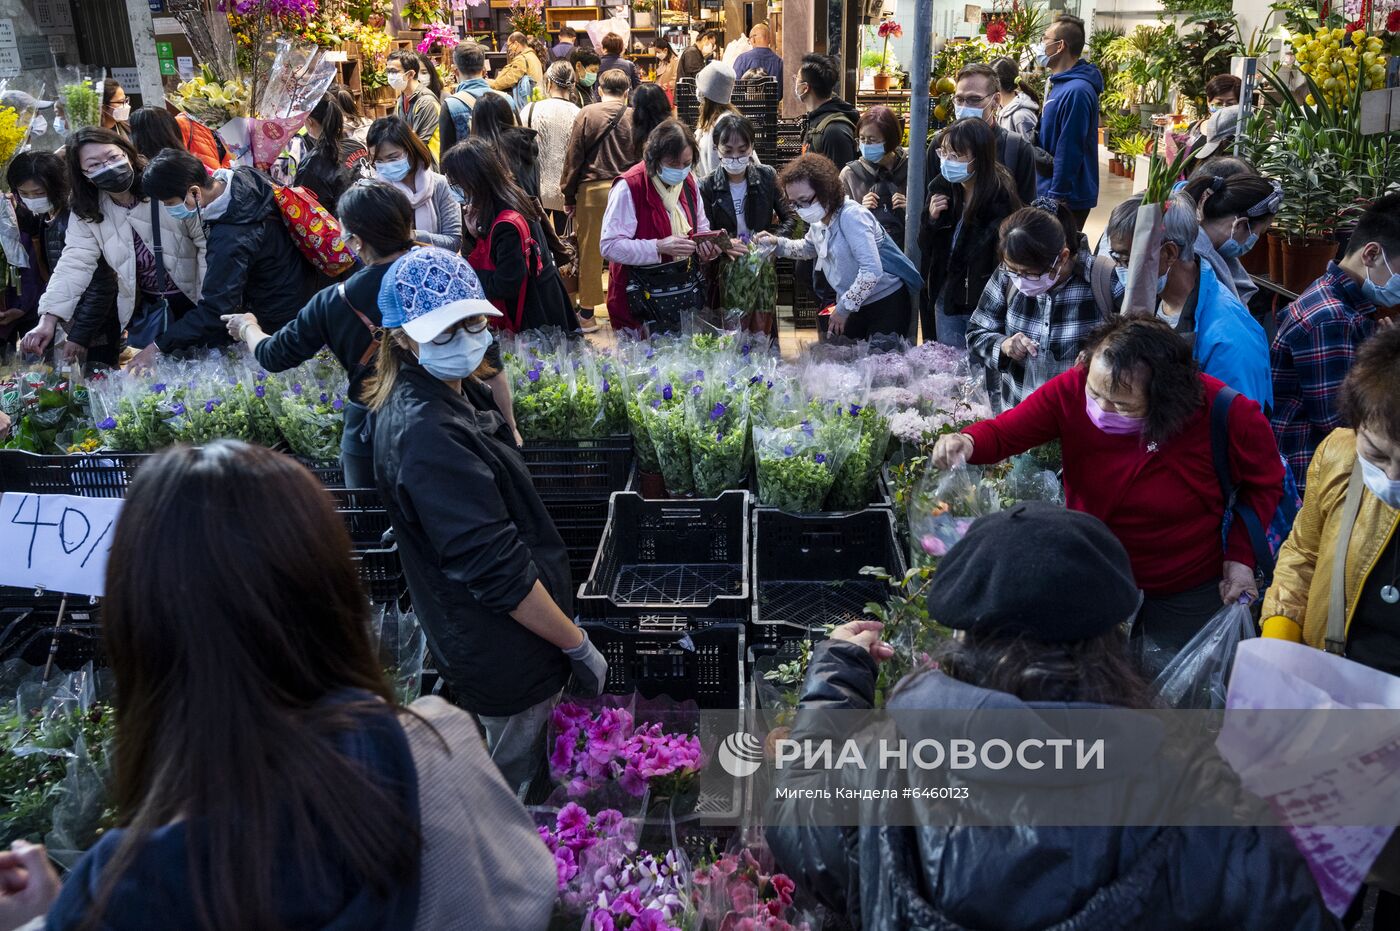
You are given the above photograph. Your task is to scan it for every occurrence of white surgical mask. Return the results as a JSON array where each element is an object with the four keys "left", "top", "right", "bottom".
[
  {"left": 387, "top": 72, "right": 408, "bottom": 92},
  {"left": 110, "top": 103, "right": 131, "bottom": 122},
  {"left": 1359, "top": 453, "right": 1400, "bottom": 509},
  {"left": 720, "top": 156, "right": 749, "bottom": 174},
  {"left": 418, "top": 326, "right": 493, "bottom": 381},
  {"left": 20, "top": 195, "right": 51, "bottom": 215},
  {"left": 796, "top": 202, "right": 826, "bottom": 224}
]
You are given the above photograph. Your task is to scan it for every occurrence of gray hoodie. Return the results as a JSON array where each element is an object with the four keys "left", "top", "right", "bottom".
[{"left": 997, "top": 91, "right": 1040, "bottom": 143}]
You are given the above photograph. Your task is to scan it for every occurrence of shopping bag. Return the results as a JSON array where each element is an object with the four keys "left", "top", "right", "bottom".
[{"left": 1150, "top": 598, "right": 1256, "bottom": 710}]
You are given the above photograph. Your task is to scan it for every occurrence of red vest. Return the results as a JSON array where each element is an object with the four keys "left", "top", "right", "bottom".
[{"left": 605, "top": 161, "right": 699, "bottom": 333}]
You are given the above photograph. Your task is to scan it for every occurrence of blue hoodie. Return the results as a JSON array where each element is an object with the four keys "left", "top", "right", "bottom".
[
  {"left": 1190, "top": 260, "right": 1274, "bottom": 412},
  {"left": 1037, "top": 61, "right": 1104, "bottom": 210}
]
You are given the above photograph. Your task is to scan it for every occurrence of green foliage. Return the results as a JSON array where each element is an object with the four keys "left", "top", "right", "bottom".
[
  {"left": 860, "top": 564, "right": 950, "bottom": 700},
  {"left": 61, "top": 82, "right": 101, "bottom": 130},
  {"left": 1173, "top": 17, "right": 1244, "bottom": 115},
  {"left": 0, "top": 701, "right": 116, "bottom": 848}
]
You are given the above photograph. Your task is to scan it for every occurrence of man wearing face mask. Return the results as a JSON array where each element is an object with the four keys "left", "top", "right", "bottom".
[
  {"left": 386, "top": 50, "right": 442, "bottom": 160},
  {"left": 933, "top": 315, "right": 1284, "bottom": 678},
  {"left": 1272, "top": 193, "right": 1400, "bottom": 492},
  {"left": 794, "top": 54, "right": 859, "bottom": 170},
  {"left": 679, "top": 30, "right": 718, "bottom": 85},
  {"left": 1033, "top": 14, "right": 1102, "bottom": 230},
  {"left": 131, "top": 147, "right": 313, "bottom": 371},
  {"left": 363, "top": 246, "right": 607, "bottom": 796},
  {"left": 922, "top": 63, "right": 1038, "bottom": 210},
  {"left": 1105, "top": 192, "right": 1272, "bottom": 413}
]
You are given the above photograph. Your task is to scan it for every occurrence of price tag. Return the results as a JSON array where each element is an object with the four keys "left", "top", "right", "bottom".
[{"left": 0, "top": 493, "right": 123, "bottom": 597}]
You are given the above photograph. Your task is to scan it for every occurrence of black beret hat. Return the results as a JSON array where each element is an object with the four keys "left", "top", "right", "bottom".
[{"left": 926, "top": 501, "right": 1142, "bottom": 642}]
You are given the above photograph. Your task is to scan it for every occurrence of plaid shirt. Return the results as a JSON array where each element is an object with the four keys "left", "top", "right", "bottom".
[
  {"left": 966, "top": 250, "right": 1122, "bottom": 412},
  {"left": 1270, "top": 261, "right": 1378, "bottom": 492}
]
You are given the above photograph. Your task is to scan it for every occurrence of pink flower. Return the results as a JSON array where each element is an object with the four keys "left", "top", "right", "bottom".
[
  {"left": 770, "top": 873, "right": 795, "bottom": 908},
  {"left": 920, "top": 534, "right": 949, "bottom": 557}
]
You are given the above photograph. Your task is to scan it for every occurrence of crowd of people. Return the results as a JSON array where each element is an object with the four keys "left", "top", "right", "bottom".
[{"left": 0, "top": 13, "right": 1397, "bottom": 931}]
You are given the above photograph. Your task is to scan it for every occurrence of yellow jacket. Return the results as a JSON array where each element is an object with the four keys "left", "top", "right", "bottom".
[
  {"left": 1261, "top": 429, "right": 1400, "bottom": 648},
  {"left": 490, "top": 49, "right": 544, "bottom": 96}
]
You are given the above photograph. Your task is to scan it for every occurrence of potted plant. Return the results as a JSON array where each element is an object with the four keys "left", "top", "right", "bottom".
[
  {"left": 873, "top": 19, "right": 903, "bottom": 91},
  {"left": 401, "top": 0, "right": 441, "bottom": 30}
]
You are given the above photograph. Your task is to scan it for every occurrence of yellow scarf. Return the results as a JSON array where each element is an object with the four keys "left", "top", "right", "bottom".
[{"left": 651, "top": 175, "right": 692, "bottom": 238}]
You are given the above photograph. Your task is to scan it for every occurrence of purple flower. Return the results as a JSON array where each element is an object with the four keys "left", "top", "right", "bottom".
[
  {"left": 783, "top": 444, "right": 795, "bottom": 456},
  {"left": 97, "top": 417, "right": 116, "bottom": 430},
  {"left": 527, "top": 367, "right": 541, "bottom": 383},
  {"left": 801, "top": 421, "right": 814, "bottom": 437},
  {"left": 601, "top": 378, "right": 610, "bottom": 393},
  {"left": 255, "top": 371, "right": 267, "bottom": 381},
  {"left": 749, "top": 375, "right": 761, "bottom": 385},
  {"left": 694, "top": 369, "right": 704, "bottom": 380},
  {"left": 691, "top": 384, "right": 702, "bottom": 397},
  {"left": 651, "top": 399, "right": 662, "bottom": 409},
  {"left": 815, "top": 453, "right": 827, "bottom": 464},
  {"left": 203, "top": 399, "right": 220, "bottom": 414},
  {"left": 333, "top": 398, "right": 345, "bottom": 411},
  {"left": 150, "top": 383, "right": 166, "bottom": 394},
  {"left": 170, "top": 402, "right": 186, "bottom": 416},
  {"left": 850, "top": 404, "right": 863, "bottom": 416},
  {"left": 291, "top": 382, "right": 303, "bottom": 396},
  {"left": 319, "top": 392, "right": 329, "bottom": 404},
  {"left": 648, "top": 365, "right": 658, "bottom": 377},
  {"left": 709, "top": 402, "right": 726, "bottom": 422},
  {"left": 662, "top": 384, "right": 672, "bottom": 401},
  {"left": 255, "top": 384, "right": 266, "bottom": 399}
]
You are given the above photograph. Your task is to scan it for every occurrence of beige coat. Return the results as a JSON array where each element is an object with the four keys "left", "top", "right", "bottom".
[
  {"left": 490, "top": 48, "right": 545, "bottom": 96},
  {"left": 38, "top": 192, "right": 205, "bottom": 329},
  {"left": 399, "top": 696, "right": 556, "bottom": 931}
]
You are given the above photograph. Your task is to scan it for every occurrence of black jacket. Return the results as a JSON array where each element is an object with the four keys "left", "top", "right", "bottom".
[
  {"left": 802, "top": 98, "right": 860, "bottom": 170},
  {"left": 698, "top": 162, "right": 797, "bottom": 239},
  {"left": 254, "top": 261, "right": 390, "bottom": 400},
  {"left": 678, "top": 46, "right": 708, "bottom": 84},
  {"left": 468, "top": 212, "right": 577, "bottom": 332},
  {"left": 924, "top": 125, "right": 1038, "bottom": 208},
  {"left": 18, "top": 208, "right": 119, "bottom": 352},
  {"left": 372, "top": 364, "right": 571, "bottom": 716},
  {"left": 839, "top": 150, "right": 909, "bottom": 243},
  {"left": 598, "top": 55, "right": 640, "bottom": 88},
  {"left": 767, "top": 641, "right": 1341, "bottom": 931},
  {"left": 155, "top": 167, "right": 312, "bottom": 353},
  {"left": 921, "top": 177, "right": 1018, "bottom": 317},
  {"left": 296, "top": 138, "right": 369, "bottom": 214}
]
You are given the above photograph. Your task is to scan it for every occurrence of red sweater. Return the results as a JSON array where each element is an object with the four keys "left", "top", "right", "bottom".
[{"left": 963, "top": 367, "right": 1283, "bottom": 596}]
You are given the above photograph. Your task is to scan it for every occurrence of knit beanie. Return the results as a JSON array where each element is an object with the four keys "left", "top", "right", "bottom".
[{"left": 696, "top": 60, "right": 736, "bottom": 105}]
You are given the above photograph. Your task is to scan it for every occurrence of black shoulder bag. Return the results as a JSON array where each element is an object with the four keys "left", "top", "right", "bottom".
[{"left": 125, "top": 200, "right": 176, "bottom": 349}]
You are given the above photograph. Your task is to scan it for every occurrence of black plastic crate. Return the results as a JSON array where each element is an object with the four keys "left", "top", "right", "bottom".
[
  {"left": 676, "top": 77, "right": 780, "bottom": 163},
  {"left": 0, "top": 603, "right": 105, "bottom": 670},
  {"left": 582, "top": 620, "right": 745, "bottom": 709},
  {"left": 296, "top": 458, "right": 346, "bottom": 488},
  {"left": 546, "top": 498, "right": 610, "bottom": 587},
  {"left": 751, "top": 509, "right": 904, "bottom": 642},
  {"left": 0, "top": 450, "right": 149, "bottom": 498},
  {"left": 523, "top": 436, "right": 633, "bottom": 501},
  {"left": 352, "top": 543, "right": 406, "bottom": 604},
  {"left": 578, "top": 491, "right": 750, "bottom": 620}
]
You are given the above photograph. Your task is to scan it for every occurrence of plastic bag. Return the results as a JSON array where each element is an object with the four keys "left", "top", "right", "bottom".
[
  {"left": 693, "top": 843, "right": 822, "bottom": 931},
  {"left": 372, "top": 601, "right": 426, "bottom": 706},
  {"left": 687, "top": 370, "right": 751, "bottom": 498},
  {"left": 1150, "top": 600, "right": 1256, "bottom": 710},
  {"left": 637, "top": 374, "right": 696, "bottom": 496},
  {"left": 260, "top": 357, "right": 346, "bottom": 460}
]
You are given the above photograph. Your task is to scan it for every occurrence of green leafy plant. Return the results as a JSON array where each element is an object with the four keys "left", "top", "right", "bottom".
[
  {"left": 61, "top": 82, "right": 101, "bottom": 131},
  {"left": 861, "top": 565, "right": 951, "bottom": 701},
  {"left": 1173, "top": 16, "right": 1244, "bottom": 115}
]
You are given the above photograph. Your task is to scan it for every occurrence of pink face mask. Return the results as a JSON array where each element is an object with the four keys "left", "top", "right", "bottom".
[{"left": 1085, "top": 393, "right": 1145, "bottom": 435}]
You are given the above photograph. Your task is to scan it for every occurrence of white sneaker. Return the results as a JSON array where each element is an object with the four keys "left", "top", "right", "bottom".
[{"left": 577, "top": 311, "right": 599, "bottom": 333}]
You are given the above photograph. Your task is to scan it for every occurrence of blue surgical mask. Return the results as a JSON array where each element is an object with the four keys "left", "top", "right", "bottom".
[
  {"left": 1208, "top": 103, "right": 1223, "bottom": 114},
  {"left": 941, "top": 158, "right": 971, "bottom": 183},
  {"left": 954, "top": 105, "right": 985, "bottom": 121},
  {"left": 658, "top": 165, "right": 690, "bottom": 186},
  {"left": 1034, "top": 44, "right": 1050, "bottom": 68},
  {"left": 860, "top": 142, "right": 885, "bottom": 163},
  {"left": 375, "top": 157, "right": 411, "bottom": 183},
  {"left": 1157, "top": 272, "right": 1169, "bottom": 294},
  {"left": 447, "top": 184, "right": 467, "bottom": 205},
  {"left": 418, "top": 326, "right": 493, "bottom": 381},
  {"left": 1114, "top": 265, "right": 1129, "bottom": 288},
  {"left": 164, "top": 200, "right": 198, "bottom": 221},
  {"left": 1218, "top": 231, "right": 1259, "bottom": 260},
  {"left": 1360, "top": 248, "right": 1400, "bottom": 308}
]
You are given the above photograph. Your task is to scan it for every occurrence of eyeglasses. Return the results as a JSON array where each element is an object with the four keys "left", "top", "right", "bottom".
[
  {"left": 951, "top": 93, "right": 992, "bottom": 107},
  {"left": 431, "top": 317, "right": 490, "bottom": 343},
  {"left": 83, "top": 154, "right": 127, "bottom": 175},
  {"left": 935, "top": 149, "right": 966, "bottom": 162},
  {"left": 1108, "top": 249, "right": 1130, "bottom": 268}
]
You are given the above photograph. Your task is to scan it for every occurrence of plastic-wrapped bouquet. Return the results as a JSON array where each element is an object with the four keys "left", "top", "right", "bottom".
[
  {"left": 909, "top": 459, "right": 1062, "bottom": 567},
  {"left": 89, "top": 377, "right": 182, "bottom": 452},
  {"left": 638, "top": 376, "right": 695, "bottom": 496},
  {"left": 0, "top": 367, "right": 98, "bottom": 454},
  {"left": 692, "top": 847, "right": 813, "bottom": 931},
  {"left": 509, "top": 345, "right": 572, "bottom": 440},
  {"left": 824, "top": 401, "right": 892, "bottom": 511},
  {"left": 752, "top": 389, "right": 857, "bottom": 513},
  {"left": 686, "top": 372, "right": 750, "bottom": 498},
  {"left": 568, "top": 353, "right": 610, "bottom": 439},
  {"left": 164, "top": 362, "right": 254, "bottom": 446},
  {"left": 585, "top": 848, "right": 693, "bottom": 931},
  {"left": 260, "top": 359, "right": 346, "bottom": 460},
  {"left": 536, "top": 802, "right": 636, "bottom": 901}
]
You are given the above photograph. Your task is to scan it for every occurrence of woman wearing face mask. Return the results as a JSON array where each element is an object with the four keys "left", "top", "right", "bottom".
[
  {"left": 693, "top": 60, "right": 742, "bottom": 179},
  {"left": 100, "top": 79, "right": 131, "bottom": 136},
  {"left": 285, "top": 94, "right": 370, "bottom": 214},
  {"left": 753, "top": 153, "right": 917, "bottom": 341},
  {"left": 653, "top": 37, "right": 679, "bottom": 102},
  {"left": 921, "top": 117, "right": 1022, "bottom": 349},
  {"left": 446, "top": 138, "right": 578, "bottom": 334},
  {"left": 367, "top": 116, "right": 461, "bottom": 252},
  {"left": 698, "top": 112, "right": 794, "bottom": 341},
  {"left": 600, "top": 119, "right": 730, "bottom": 334},
  {"left": 1182, "top": 172, "right": 1281, "bottom": 306},
  {"left": 3, "top": 151, "right": 119, "bottom": 366},
  {"left": 967, "top": 199, "right": 1122, "bottom": 412},
  {"left": 932, "top": 315, "right": 1284, "bottom": 678},
  {"left": 20, "top": 128, "right": 205, "bottom": 362},
  {"left": 1264, "top": 326, "right": 1400, "bottom": 693},
  {"left": 839, "top": 106, "right": 909, "bottom": 245},
  {"left": 364, "top": 247, "right": 607, "bottom": 795}
]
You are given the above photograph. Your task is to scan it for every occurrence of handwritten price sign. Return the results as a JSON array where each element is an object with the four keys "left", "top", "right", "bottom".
[{"left": 0, "top": 493, "right": 123, "bottom": 596}]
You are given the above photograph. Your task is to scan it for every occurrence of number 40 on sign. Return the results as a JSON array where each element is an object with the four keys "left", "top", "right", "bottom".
[{"left": 0, "top": 493, "right": 123, "bottom": 597}]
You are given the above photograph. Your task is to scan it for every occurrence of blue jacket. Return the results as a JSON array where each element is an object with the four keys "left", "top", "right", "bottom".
[
  {"left": 1037, "top": 61, "right": 1103, "bottom": 210},
  {"left": 1191, "top": 260, "right": 1274, "bottom": 412},
  {"left": 733, "top": 47, "right": 784, "bottom": 86}
]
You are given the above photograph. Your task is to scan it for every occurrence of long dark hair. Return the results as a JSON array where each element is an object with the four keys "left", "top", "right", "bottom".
[
  {"left": 631, "top": 82, "right": 673, "bottom": 155},
  {"left": 919, "top": 628, "right": 1156, "bottom": 708},
  {"left": 128, "top": 107, "right": 185, "bottom": 161},
  {"left": 337, "top": 180, "right": 415, "bottom": 259},
  {"left": 466, "top": 92, "right": 517, "bottom": 146},
  {"left": 140, "top": 147, "right": 210, "bottom": 202},
  {"left": 6, "top": 151, "right": 68, "bottom": 232},
  {"left": 440, "top": 138, "right": 539, "bottom": 237},
  {"left": 98, "top": 442, "right": 418, "bottom": 930},
  {"left": 309, "top": 92, "right": 346, "bottom": 163},
  {"left": 935, "top": 117, "right": 1019, "bottom": 222},
  {"left": 1079, "top": 315, "right": 1205, "bottom": 446},
  {"left": 415, "top": 51, "right": 445, "bottom": 97},
  {"left": 1000, "top": 199, "right": 1079, "bottom": 271},
  {"left": 366, "top": 115, "right": 434, "bottom": 175},
  {"left": 65, "top": 126, "right": 146, "bottom": 223}
]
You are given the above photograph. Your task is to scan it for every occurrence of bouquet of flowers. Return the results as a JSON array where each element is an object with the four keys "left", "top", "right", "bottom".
[
  {"left": 227, "top": 358, "right": 283, "bottom": 448},
  {"left": 510, "top": 348, "right": 572, "bottom": 441},
  {"left": 537, "top": 803, "right": 635, "bottom": 897},
  {"left": 417, "top": 22, "right": 458, "bottom": 54},
  {"left": 718, "top": 245, "right": 778, "bottom": 333},
  {"left": 686, "top": 371, "right": 751, "bottom": 498},
  {"left": 752, "top": 388, "right": 858, "bottom": 513},
  {"left": 567, "top": 354, "right": 609, "bottom": 439},
  {"left": 586, "top": 848, "right": 692, "bottom": 930},
  {"left": 908, "top": 458, "right": 1061, "bottom": 567},
  {"left": 594, "top": 355, "right": 631, "bottom": 436},
  {"left": 169, "top": 66, "right": 252, "bottom": 129},
  {"left": 89, "top": 375, "right": 173, "bottom": 452},
  {"left": 260, "top": 359, "right": 346, "bottom": 461},
  {"left": 0, "top": 104, "right": 33, "bottom": 169},
  {"left": 0, "top": 367, "right": 98, "bottom": 454},
  {"left": 59, "top": 74, "right": 102, "bottom": 131},
  {"left": 693, "top": 847, "right": 812, "bottom": 931},
  {"left": 638, "top": 376, "right": 696, "bottom": 496},
  {"left": 549, "top": 701, "right": 703, "bottom": 802}
]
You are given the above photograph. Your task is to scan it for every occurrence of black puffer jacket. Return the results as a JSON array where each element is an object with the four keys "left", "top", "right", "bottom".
[
  {"left": 15, "top": 208, "right": 118, "bottom": 353},
  {"left": 921, "top": 178, "right": 1018, "bottom": 318},
  {"left": 372, "top": 363, "right": 570, "bottom": 717},
  {"left": 698, "top": 162, "right": 796, "bottom": 239},
  {"left": 155, "top": 167, "right": 311, "bottom": 353},
  {"left": 767, "top": 641, "right": 1341, "bottom": 931}
]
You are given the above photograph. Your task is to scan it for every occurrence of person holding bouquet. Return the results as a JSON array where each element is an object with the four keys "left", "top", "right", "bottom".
[
  {"left": 364, "top": 247, "right": 607, "bottom": 795},
  {"left": 932, "top": 316, "right": 1284, "bottom": 677}
]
